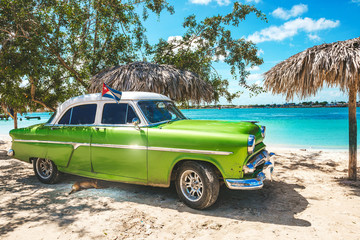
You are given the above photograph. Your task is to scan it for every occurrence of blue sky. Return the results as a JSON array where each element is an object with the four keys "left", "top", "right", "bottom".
[{"left": 143, "top": 0, "right": 360, "bottom": 105}]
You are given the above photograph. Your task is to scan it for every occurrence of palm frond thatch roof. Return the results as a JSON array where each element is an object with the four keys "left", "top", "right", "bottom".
[
  {"left": 88, "top": 61, "right": 214, "bottom": 104},
  {"left": 264, "top": 37, "right": 360, "bottom": 100}
]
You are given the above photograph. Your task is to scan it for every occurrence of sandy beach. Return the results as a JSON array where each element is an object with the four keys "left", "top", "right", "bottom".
[{"left": 1, "top": 139, "right": 360, "bottom": 240}]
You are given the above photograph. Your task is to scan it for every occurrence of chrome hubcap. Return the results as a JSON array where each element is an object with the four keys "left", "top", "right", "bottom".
[
  {"left": 36, "top": 158, "right": 53, "bottom": 179},
  {"left": 180, "top": 170, "right": 203, "bottom": 202}
]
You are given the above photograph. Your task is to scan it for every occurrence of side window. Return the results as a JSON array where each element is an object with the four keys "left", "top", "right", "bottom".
[
  {"left": 102, "top": 103, "right": 138, "bottom": 124},
  {"left": 58, "top": 104, "right": 97, "bottom": 125},
  {"left": 58, "top": 109, "right": 71, "bottom": 124},
  {"left": 70, "top": 104, "right": 97, "bottom": 124},
  {"left": 126, "top": 106, "right": 137, "bottom": 123}
]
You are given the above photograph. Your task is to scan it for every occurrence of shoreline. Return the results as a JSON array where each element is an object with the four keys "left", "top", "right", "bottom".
[
  {"left": 181, "top": 105, "right": 350, "bottom": 110},
  {"left": 267, "top": 144, "right": 350, "bottom": 152},
  {"left": 0, "top": 108, "right": 357, "bottom": 148},
  {"left": 0, "top": 105, "right": 358, "bottom": 114}
]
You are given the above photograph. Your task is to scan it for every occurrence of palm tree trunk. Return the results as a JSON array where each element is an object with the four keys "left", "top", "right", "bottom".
[{"left": 348, "top": 85, "right": 357, "bottom": 180}]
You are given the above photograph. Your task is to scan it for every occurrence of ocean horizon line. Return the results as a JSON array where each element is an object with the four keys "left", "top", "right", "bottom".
[{"left": 1, "top": 107, "right": 360, "bottom": 149}]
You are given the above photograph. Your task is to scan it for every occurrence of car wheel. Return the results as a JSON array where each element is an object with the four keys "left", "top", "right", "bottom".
[
  {"left": 175, "top": 161, "right": 220, "bottom": 209},
  {"left": 33, "top": 158, "right": 60, "bottom": 184}
]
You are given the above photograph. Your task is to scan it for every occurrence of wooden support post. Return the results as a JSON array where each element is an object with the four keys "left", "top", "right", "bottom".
[
  {"left": 13, "top": 112, "right": 18, "bottom": 129},
  {"left": 348, "top": 83, "right": 357, "bottom": 180}
]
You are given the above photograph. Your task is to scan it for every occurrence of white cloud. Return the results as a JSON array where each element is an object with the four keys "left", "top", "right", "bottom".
[
  {"left": 168, "top": 36, "right": 183, "bottom": 42},
  {"left": 246, "top": 66, "right": 260, "bottom": 71},
  {"left": 245, "top": 0, "right": 261, "bottom": 3},
  {"left": 167, "top": 36, "right": 184, "bottom": 53},
  {"left": 247, "top": 17, "right": 340, "bottom": 43},
  {"left": 216, "top": 0, "right": 231, "bottom": 6},
  {"left": 272, "top": 4, "right": 308, "bottom": 20},
  {"left": 213, "top": 55, "right": 226, "bottom": 61},
  {"left": 189, "top": 0, "right": 211, "bottom": 5},
  {"left": 352, "top": 0, "right": 360, "bottom": 4},
  {"left": 308, "top": 33, "right": 321, "bottom": 41},
  {"left": 189, "top": 0, "right": 230, "bottom": 6},
  {"left": 257, "top": 49, "right": 264, "bottom": 56},
  {"left": 247, "top": 73, "right": 263, "bottom": 82}
]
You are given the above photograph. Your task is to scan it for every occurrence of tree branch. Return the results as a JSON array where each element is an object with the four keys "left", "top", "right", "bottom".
[
  {"left": 29, "top": 77, "right": 56, "bottom": 112},
  {"left": 26, "top": 14, "right": 88, "bottom": 88},
  {"left": 0, "top": 104, "right": 12, "bottom": 119},
  {"left": 100, "top": 16, "right": 117, "bottom": 54}
]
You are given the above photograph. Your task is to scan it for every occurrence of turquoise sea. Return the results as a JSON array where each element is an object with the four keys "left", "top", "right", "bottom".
[
  {"left": 0, "top": 107, "right": 357, "bottom": 149},
  {"left": 182, "top": 107, "right": 355, "bottom": 149}
]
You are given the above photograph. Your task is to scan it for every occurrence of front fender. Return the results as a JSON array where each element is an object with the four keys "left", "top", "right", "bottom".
[
  {"left": 167, "top": 154, "right": 227, "bottom": 186},
  {"left": 147, "top": 147, "right": 246, "bottom": 187}
]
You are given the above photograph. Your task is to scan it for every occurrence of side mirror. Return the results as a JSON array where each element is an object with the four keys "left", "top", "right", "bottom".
[{"left": 132, "top": 118, "right": 140, "bottom": 130}]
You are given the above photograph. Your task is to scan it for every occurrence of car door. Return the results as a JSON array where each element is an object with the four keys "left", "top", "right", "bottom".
[
  {"left": 46, "top": 103, "right": 96, "bottom": 172},
  {"left": 91, "top": 102, "right": 148, "bottom": 181}
]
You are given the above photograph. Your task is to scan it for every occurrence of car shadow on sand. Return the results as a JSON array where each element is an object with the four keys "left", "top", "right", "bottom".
[
  {"left": 0, "top": 158, "right": 310, "bottom": 236},
  {"left": 0, "top": 161, "right": 114, "bottom": 236}
]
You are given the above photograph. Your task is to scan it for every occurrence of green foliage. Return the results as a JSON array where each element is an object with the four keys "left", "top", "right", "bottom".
[
  {"left": 150, "top": 1, "right": 267, "bottom": 103},
  {"left": 0, "top": 0, "right": 173, "bottom": 111},
  {"left": 319, "top": 101, "right": 328, "bottom": 106},
  {"left": 0, "top": 66, "right": 27, "bottom": 114},
  {"left": 0, "top": 0, "right": 265, "bottom": 110},
  {"left": 0, "top": 25, "right": 84, "bottom": 112}
]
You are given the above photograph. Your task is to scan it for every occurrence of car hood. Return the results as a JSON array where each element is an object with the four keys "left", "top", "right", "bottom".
[{"left": 154, "top": 119, "right": 262, "bottom": 138}]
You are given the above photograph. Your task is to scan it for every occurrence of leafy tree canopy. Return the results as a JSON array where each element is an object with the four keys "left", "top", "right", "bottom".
[
  {"left": 149, "top": 2, "right": 267, "bottom": 103},
  {"left": 0, "top": 0, "right": 265, "bottom": 116},
  {"left": 0, "top": 0, "right": 174, "bottom": 114}
]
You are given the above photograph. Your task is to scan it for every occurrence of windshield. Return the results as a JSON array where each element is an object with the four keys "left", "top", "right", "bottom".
[
  {"left": 138, "top": 101, "right": 186, "bottom": 124},
  {"left": 46, "top": 111, "right": 56, "bottom": 124}
]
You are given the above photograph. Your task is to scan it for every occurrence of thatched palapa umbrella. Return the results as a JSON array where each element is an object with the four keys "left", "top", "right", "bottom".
[
  {"left": 89, "top": 61, "right": 214, "bottom": 104},
  {"left": 264, "top": 37, "right": 360, "bottom": 180}
]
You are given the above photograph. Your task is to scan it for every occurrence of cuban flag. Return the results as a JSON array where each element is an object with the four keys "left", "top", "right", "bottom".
[{"left": 102, "top": 83, "right": 122, "bottom": 103}]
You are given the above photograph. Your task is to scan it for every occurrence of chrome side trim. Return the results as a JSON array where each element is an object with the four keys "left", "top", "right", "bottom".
[
  {"left": 88, "top": 144, "right": 232, "bottom": 155},
  {"left": 14, "top": 139, "right": 233, "bottom": 155},
  {"left": 148, "top": 146, "right": 232, "bottom": 156},
  {"left": 14, "top": 139, "right": 89, "bottom": 150},
  {"left": 73, "top": 143, "right": 89, "bottom": 149},
  {"left": 91, "top": 144, "right": 147, "bottom": 150}
]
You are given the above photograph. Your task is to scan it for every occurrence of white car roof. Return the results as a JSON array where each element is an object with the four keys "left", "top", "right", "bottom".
[
  {"left": 50, "top": 92, "right": 171, "bottom": 124},
  {"left": 59, "top": 92, "right": 170, "bottom": 109}
]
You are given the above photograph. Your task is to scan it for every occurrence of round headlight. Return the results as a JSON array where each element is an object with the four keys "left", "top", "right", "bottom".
[
  {"left": 247, "top": 135, "right": 255, "bottom": 155},
  {"left": 7, "top": 149, "right": 14, "bottom": 157},
  {"left": 261, "top": 126, "right": 266, "bottom": 138}
]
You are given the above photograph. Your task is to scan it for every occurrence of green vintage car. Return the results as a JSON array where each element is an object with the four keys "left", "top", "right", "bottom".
[{"left": 8, "top": 92, "right": 274, "bottom": 209}]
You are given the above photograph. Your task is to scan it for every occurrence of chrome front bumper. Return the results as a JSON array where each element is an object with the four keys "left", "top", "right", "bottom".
[{"left": 225, "top": 150, "right": 274, "bottom": 190}]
